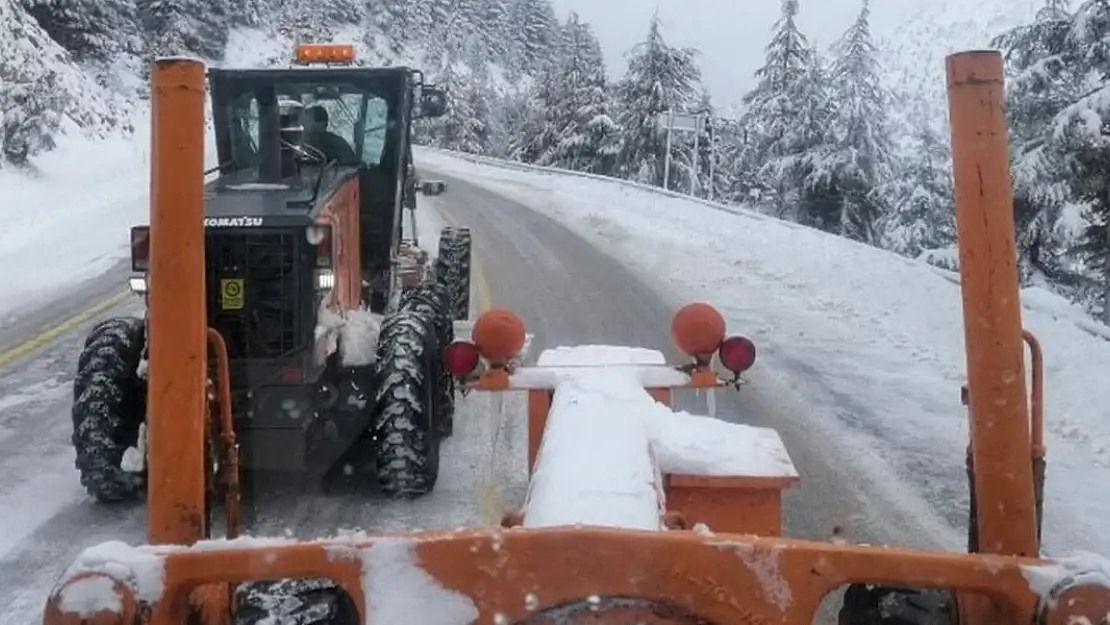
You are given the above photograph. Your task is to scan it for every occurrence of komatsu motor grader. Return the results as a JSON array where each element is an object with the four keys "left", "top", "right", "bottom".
[
  {"left": 70, "top": 43, "right": 472, "bottom": 504},
  {"left": 44, "top": 50, "right": 1110, "bottom": 625}
]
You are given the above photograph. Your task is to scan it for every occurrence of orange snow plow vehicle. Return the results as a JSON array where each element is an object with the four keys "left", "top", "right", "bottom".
[{"left": 41, "top": 50, "right": 1110, "bottom": 625}]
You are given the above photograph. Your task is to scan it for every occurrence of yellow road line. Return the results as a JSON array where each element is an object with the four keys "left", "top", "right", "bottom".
[
  {"left": 0, "top": 289, "right": 130, "bottom": 369},
  {"left": 468, "top": 246, "right": 504, "bottom": 526},
  {"left": 473, "top": 250, "right": 493, "bottom": 315}
]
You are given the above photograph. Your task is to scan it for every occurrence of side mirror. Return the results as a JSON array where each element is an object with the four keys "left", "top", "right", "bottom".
[
  {"left": 418, "top": 87, "right": 447, "bottom": 118},
  {"left": 421, "top": 180, "right": 447, "bottom": 196}
]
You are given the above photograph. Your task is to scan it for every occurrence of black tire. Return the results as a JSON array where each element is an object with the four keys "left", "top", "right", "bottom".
[
  {"left": 72, "top": 316, "right": 147, "bottom": 503},
  {"left": 436, "top": 226, "right": 471, "bottom": 321},
  {"left": 400, "top": 281, "right": 455, "bottom": 437},
  {"left": 372, "top": 298, "right": 442, "bottom": 498},
  {"left": 838, "top": 585, "right": 954, "bottom": 624},
  {"left": 234, "top": 578, "right": 358, "bottom": 625}
]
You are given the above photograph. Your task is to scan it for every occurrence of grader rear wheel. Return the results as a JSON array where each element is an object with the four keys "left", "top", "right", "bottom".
[{"left": 437, "top": 226, "right": 472, "bottom": 321}]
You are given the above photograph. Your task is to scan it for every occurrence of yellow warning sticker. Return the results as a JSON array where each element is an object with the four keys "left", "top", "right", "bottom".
[{"left": 220, "top": 278, "right": 244, "bottom": 310}]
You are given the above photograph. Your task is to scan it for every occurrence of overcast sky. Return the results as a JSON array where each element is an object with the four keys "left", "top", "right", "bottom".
[{"left": 548, "top": 0, "right": 870, "bottom": 108}]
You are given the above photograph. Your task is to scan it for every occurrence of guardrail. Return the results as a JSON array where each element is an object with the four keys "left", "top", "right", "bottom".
[{"left": 414, "top": 145, "right": 781, "bottom": 225}]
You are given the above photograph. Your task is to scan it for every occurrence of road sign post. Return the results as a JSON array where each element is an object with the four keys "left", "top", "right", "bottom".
[{"left": 656, "top": 110, "right": 709, "bottom": 196}]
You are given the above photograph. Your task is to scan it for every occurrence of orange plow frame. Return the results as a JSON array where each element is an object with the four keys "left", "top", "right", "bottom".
[
  {"left": 41, "top": 52, "right": 1110, "bottom": 624},
  {"left": 42, "top": 528, "right": 1103, "bottom": 624}
]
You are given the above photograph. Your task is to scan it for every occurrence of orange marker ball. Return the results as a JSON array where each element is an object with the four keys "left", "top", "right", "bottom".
[
  {"left": 473, "top": 308, "right": 526, "bottom": 362},
  {"left": 671, "top": 302, "right": 726, "bottom": 358}
]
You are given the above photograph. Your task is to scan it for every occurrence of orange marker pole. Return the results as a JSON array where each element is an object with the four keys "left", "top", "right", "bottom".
[
  {"left": 946, "top": 50, "right": 1038, "bottom": 558},
  {"left": 146, "top": 57, "right": 208, "bottom": 545}
]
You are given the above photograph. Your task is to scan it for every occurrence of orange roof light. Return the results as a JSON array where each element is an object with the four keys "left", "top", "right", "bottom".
[{"left": 293, "top": 43, "right": 356, "bottom": 65}]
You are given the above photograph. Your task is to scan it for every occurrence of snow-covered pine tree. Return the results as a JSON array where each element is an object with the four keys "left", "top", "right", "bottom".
[
  {"left": 136, "top": 0, "right": 228, "bottom": 58},
  {"left": 1068, "top": 145, "right": 1110, "bottom": 319},
  {"left": 1, "top": 62, "right": 66, "bottom": 165},
  {"left": 427, "top": 0, "right": 481, "bottom": 63},
  {"left": 992, "top": 0, "right": 1081, "bottom": 284},
  {"left": 274, "top": 0, "right": 333, "bottom": 43},
  {"left": 23, "top": 0, "right": 143, "bottom": 63},
  {"left": 509, "top": 0, "right": 558, "bottom": 75},
  {"left": 476, "top": 0, "right": 513, "bottom": 65},
  {"left": 807, "top": 0, "right": 893, "bottom": 243},
  {"left": 740, "top": 0, "right": 829, "bottom": 220},
  {"left": 1052, "top": 0, "right": 1110, "bottom": 310},
  {"left": 372, "top": 0, "right": 435, "bottom": 49},
  {"left": 533, "top": 11, "right": 621, "bottom": 174},
  {"left": 706, "top": 113, "right": 760, "bottom": 205},
  {"left": 614, "top": 12, "right": 702, "bottom": 187},
  {"left": 226, "top": 0, "right": 274, "bottom": 28},
  {"left": 877, "top": 98, "right": 955, "bottom": 258},
  {"left": 421, "top": 60, "right": 491, "bottom": 154}
]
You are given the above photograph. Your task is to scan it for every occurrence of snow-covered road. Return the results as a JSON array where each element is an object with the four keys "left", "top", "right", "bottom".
[
  {"left": 418, "top": 147, "right": 1110, "bottom": 560},
  {"left": 1, "top": 145, "right": 1107, "bottom": 623},
  {"left": 0, "top": 161, "right": 853, "bottom": 623}
]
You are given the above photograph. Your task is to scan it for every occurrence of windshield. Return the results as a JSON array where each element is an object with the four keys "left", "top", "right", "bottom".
[{"left": 225, "top": 79, "right": 393, "bottom": 180}]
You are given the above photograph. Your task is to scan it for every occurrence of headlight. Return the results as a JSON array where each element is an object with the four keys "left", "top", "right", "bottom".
[{"left": 315, "top": 269, "right": 335, "bottom": 291}]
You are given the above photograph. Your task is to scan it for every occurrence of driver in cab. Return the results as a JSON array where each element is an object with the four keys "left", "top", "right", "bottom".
[{"left": 302, "top": 104, "right": 357, "bottom": 164}]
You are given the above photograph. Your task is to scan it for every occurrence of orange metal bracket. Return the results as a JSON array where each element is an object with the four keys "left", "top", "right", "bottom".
[
  {"left": 946, "top": 50, "right": 1039, "bottom": 559},
  {"left": 205, "top": 328, "right": 241, "bottom": 540},
  {"left": 146, "top": 57, "right": 208, "bottom": 547}
]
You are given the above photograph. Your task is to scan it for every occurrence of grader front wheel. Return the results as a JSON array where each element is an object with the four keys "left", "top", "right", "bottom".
[{"left": 71, "top": 316, "right": 148, "bottom": 502}]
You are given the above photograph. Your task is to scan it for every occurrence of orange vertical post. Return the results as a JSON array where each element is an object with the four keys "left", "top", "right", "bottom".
[
  {"left": 146, "top": 57, "right": 208, "bottom": 545},
  {"left": 945, "top": 51, "right": 1038, "bottom": 558}
]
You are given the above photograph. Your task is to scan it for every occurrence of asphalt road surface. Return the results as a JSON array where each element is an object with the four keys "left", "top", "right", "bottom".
[{"left": 0, "top": 163, "right": 937, "bottom": 623}]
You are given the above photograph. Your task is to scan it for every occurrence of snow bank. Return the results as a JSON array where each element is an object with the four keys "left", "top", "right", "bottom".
[
  {"left": 0, "top": 113, "right": 150, "bottom": 318},
  {"left": 522, "top": 345, "right": 797, "bottom": 530},
  {"left": 416, "top": 148, "right": 1110, "bottom": 558}
]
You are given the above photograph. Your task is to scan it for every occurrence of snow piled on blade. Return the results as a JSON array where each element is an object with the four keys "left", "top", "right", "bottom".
[
  {"left": 510, "top": 344, "right": 691, "bottom": 389},
  {"left": 362, "top": 538, "right": 478, "bottom": 625},
  {"left": 58, "top": 575, "right": 121, "bottom": 617},
  {"left": 57, "top": 541, "right": 168, "bottom": 606},
  {"left": 651, "top": 413, "right": 797, "bottom": 478},
  {"left": 1021, "top": 551, "right": 1110, "bottom": 598},
  {"left": 523, "top": 366, "right": 664, "bottom": 530},
  {"left": 521, "top": 344, "right": 797, "bottom": 530},
  {"left": 416, "top": 148, "right": 1110, "bottom": 557}
]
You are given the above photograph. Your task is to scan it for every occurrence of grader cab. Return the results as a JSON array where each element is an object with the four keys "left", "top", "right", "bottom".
[{"left": 42, "top": 51, "right": 1110, "bottom": 624}]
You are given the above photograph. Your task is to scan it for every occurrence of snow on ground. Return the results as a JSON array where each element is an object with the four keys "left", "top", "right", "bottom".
[
  {"left": 416, "top": 148, "right": 1110, "bottom": 559},
  {"left": 0, "top": 28, "right": 296, "bottom": 322},
  {"left": 0, "top": 123, "right": 150, "bottom": 320}
]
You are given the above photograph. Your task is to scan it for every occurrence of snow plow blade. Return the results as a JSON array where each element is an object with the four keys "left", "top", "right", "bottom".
[
  {"left": 41, "top": 50, "right": 1110, "bottom": 625},
  {"left": 42, "top": 529, "right": 1110, "bottom": 625}
]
